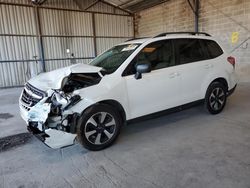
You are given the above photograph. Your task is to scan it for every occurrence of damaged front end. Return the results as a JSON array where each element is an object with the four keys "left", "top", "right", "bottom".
[
  {"left": 20, "top": 69, "right": 102, "bottom": 149},
  {"left": 27, "top": 90, "right": 81, "bottom": 149}
]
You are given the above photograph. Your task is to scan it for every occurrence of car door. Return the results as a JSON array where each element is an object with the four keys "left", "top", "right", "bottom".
[
  {"left": 173, "top": 38, "right": 212, "bottom": 104},
  {"left": 122, "top": 40, "right": 182, "bottom": 119}
]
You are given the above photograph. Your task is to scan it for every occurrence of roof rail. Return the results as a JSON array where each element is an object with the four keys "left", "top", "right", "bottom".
[
  {"left": 125, "top": 37, "right": 149, "bottom": 42},
  {"left": 154, "top": 32, "right": 211, "bottom": 38}
]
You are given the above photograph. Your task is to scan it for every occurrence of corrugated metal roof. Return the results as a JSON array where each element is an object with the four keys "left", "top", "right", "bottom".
[
  {"left": 0, "top": 0, "right": 167, "bottom": 13},
  {"left": 103, "top": 0, "right": 169, "bottom": 13},
  {"left": 71, "top": 0, "right": 169, "bottom": 14},
  {"left": 106, "top": 0, "right": 143, "bottom": 8}
]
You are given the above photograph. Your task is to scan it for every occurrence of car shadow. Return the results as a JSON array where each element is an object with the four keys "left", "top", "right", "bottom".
[{"left": 121, "top": 103, "right": 207, "bottom": 136}]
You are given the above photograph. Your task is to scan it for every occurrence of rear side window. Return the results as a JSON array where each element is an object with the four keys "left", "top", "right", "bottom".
[
  {"left": 203, "top": 40, "right": 223, "bottom": 59},
  {"left": 174, "top": 39, "right": 207, "bottom": 64}
]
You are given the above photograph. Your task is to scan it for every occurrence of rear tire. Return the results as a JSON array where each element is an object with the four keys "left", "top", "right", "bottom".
[
  {"left": 205, "top": 82, "right": 227, "bottom": 114},
  {"left": 77, "top": 104, "right": 122, "bottom": 151}
]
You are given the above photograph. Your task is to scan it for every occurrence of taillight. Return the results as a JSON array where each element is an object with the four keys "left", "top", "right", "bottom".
[{"left": 227, "top": 56, "right": 236, "bottom": 68}]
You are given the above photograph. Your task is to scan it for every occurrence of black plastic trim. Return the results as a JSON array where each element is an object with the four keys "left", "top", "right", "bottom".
[
  {"left": 154, "top": 32, "right": 211, "bottom": 38},
  {"left": 27, "top": 125, "right": 49, "bottom": 142},
  {"left": 127, "top": 99, "right": 204, "bottom": 124},
  {"left": 227, "top": 84, "right": 237, "bottom": 97}
]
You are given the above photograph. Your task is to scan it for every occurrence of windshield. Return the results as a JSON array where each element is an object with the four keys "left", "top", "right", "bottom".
[{"left": 89, "top": 43, "right": 140, "bottom": 74}]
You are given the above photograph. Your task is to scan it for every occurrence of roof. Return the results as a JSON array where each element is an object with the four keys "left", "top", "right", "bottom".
[
  {"left": 104, "top": 0, "right": 169, "bottom": 13},
  {"left": 28, "top": 0, "right": 169, "bottom": 14}
]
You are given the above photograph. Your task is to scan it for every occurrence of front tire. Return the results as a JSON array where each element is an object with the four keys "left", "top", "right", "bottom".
[
  {"left": 77, "top": 104, "right": 122, "bottom": 151},
  {"left": 205, "top": 82, "right": 227, "bottom": 114}
]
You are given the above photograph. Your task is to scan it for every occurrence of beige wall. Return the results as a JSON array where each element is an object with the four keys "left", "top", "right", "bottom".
[{"left": 135, "top": 0, "right": 250, "bottom": 82}]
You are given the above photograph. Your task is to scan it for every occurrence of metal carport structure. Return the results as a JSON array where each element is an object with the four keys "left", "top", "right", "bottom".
[{"left": 0, "top": 0, "right": 134, "bottom": 87}]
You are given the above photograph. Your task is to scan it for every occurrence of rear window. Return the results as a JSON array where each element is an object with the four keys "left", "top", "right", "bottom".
[{"left": 203, "top": 40, "right": 223, "bottom": 59}]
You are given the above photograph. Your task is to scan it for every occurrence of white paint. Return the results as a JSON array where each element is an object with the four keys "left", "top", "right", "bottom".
[
  {"left": 44, "top": 129, "right": 76, "bottom": 149},
  {"left": 27, "top": 99, "right": 51, "bottom": 124}
]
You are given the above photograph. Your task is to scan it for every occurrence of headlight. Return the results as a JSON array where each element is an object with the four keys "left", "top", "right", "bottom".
[
  {"left": 50, "top": 91, "right": 68, "bottom": 115},
  {"left": 53, "top": 92, "right": 68, "bottom": 107},
  {"left": 64, "top": 95, "right": 81, "bottom": 110},
  {"left": 50, "top": 91, "right": 81, "bottom": 115}
]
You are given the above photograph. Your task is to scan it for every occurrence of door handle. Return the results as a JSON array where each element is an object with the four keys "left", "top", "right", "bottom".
[
  {"left": 205, "top": 64, "right": 213, "bottom": 69},
  {"left": 205, "top": 64, "right": 210, "bottom": 69},
  {"left": 169, "top": 72, "right": 179, "bottom": 78}
]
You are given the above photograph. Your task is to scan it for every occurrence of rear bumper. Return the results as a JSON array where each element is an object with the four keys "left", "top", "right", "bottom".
[
  {"left": 227, "top": 84, "right": 237, "bottom": 97},
  {"left": 27, "top": 123, "right": 76, "bottom": 149}
]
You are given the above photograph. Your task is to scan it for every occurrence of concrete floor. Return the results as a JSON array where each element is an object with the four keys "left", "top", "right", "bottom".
[{"left": 0, "top": 83, "right": 250, "bottom": 188}]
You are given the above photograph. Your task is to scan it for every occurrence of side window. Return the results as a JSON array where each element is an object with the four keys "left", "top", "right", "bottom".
[
  {"left": 123, "top": 40, "right": 174, "bottom": 76},
  {"left": 204, "top": 40, "right": 223, "bottom": 59},
  {"left": 175, "top": 39, "right": 207, "bottom": 64}
]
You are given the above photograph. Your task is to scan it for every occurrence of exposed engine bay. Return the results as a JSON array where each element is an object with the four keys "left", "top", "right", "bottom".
[{"left": 62, "top": 73, "right": 101, "bottom": 93}]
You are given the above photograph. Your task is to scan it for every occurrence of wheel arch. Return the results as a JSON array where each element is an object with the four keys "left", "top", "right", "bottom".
[
  {"left": 78, "top": 99, "right": 127, "bottom": 124},
  {"left": 203, "top": 77, "right": 229, "bottom": 98},
  {"left": 209, "top": 77, "right": 228, "bottom": 91},
  {"left": 97, "top": 99, "right": 127, "bottom": 124}
]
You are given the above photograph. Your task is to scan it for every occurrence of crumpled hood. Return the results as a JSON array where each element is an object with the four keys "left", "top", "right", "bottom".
[{"left": 28, "top": 63, "right": 102, "bottom": 91}]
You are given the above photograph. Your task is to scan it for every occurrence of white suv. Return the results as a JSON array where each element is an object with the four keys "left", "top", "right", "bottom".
[{"left": 19, "top": 32, "right": 237, "bottom": 150}]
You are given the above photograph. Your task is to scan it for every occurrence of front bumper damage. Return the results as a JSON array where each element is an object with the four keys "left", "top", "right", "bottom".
[
  {"left": 23, "top": 94, "right": 79, "bottom": 149},
  {"left": 20, "top": 70, "right": 103, "bottom": 149},
  {"left": 27, "top": 124, "right": 76, "bottom": 149}
]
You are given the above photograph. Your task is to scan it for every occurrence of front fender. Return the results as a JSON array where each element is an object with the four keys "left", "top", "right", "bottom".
[{"left": 62, "top": 76, "right": 130, "bottom": 119}]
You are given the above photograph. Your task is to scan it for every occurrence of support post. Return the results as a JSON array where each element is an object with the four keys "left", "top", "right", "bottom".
[
  {"left": 194, "top": 0, "right": 199, "bottom": 32},
  {"left": 92, "top": 13, "right": 98, "bottom": 57},
  {"left": 133, "top": 14, "right": 136, "bottom": 38},
  {"left": 35, "top": 6, "right": 46, "bottom": 72}
]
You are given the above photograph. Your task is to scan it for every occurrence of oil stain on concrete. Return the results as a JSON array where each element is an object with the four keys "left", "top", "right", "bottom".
[
  {"left": 0, "top": 133, "right": 32, "bottom": 152},
  {"left": 0, "top": 113, "right": 14, "bottom": 120}
]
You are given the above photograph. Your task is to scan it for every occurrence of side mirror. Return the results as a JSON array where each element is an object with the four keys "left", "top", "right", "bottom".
[{"left": 135, "top": 63, "right": 151, "bottom": 79}]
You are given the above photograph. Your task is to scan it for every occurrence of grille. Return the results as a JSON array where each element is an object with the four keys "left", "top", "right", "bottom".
[
  {"left": 21, "top": 83, "right": 46, "bottom": 110},
  {"left": 25, "top": 83, "right": 46, "bottom": 98}
]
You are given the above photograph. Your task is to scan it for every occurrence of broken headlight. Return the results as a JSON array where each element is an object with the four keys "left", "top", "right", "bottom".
[{"left": 50, "top": 90, "right": 81, "bottom": 115}]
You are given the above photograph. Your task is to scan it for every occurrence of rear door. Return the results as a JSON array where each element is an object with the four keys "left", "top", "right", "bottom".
[{"left": 173, "top": 38, "right": 212, "bottom": 103}]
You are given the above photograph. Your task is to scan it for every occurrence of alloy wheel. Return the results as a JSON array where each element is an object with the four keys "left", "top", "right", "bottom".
[
  {"left": 209, "top": 87, "right": 226, "bottom": 111},
  {"left": 84, "top": 112, "right": 116, "bottom": 145}
]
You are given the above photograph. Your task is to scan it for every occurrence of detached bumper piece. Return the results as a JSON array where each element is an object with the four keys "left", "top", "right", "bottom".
[{"left": 27, "top": 122, "right": 76, "bottom": 149}]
